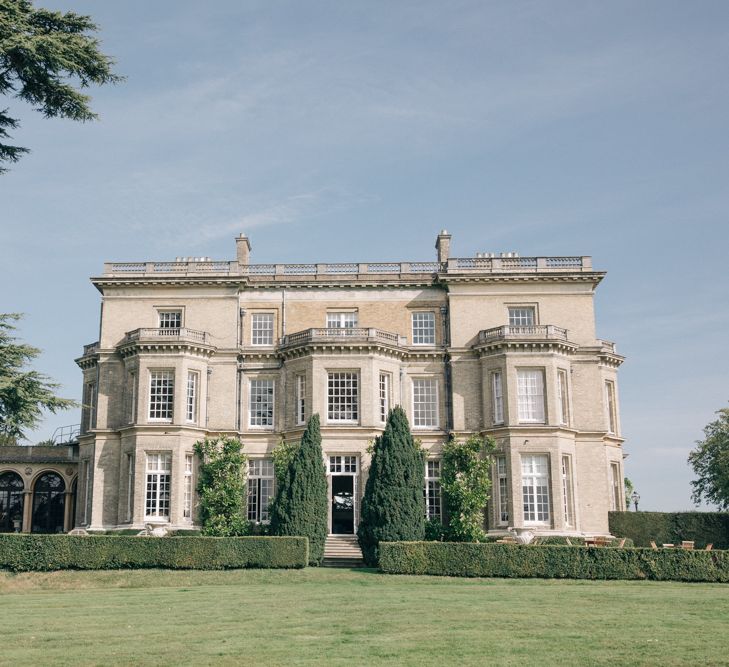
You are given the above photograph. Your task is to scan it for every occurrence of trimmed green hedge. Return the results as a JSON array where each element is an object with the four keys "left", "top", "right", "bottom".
[
  {"left": 379, "top": 541, "right": 729, "bottom": 583},
  {"left": 609, "top": 512, "right": 729, "bottom": 549},
  {"left": 0, "top": 535, "right": 308, "bottom": 572}
]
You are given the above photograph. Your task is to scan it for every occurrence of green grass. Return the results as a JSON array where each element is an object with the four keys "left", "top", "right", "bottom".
[{"left": 1, "top": 568, "right": 728, "bottom": 666}]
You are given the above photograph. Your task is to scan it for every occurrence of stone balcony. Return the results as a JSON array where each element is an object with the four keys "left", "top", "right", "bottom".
[
  {"left": 123, "top": 327, "right": 210, "bottom": 345},
  {"left": 478, "top": 325, "right": 569, "bottom": 344},
  {"left": 280, "top": 327, "right": 406, "bottom": 348}
]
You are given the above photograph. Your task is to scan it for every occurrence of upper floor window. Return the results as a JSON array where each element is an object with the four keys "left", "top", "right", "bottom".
[
  {"left": 251, "top": 313, "right": 274, "bottom": 346},
  {"left": 82, "top": 381, "right": 97, "bottom": 433},
  {"left": 186, "top": 371, "right": 199, "bottom": 424},
  {"left": 327, "top": 312, "right": 358, "bottom": 328},
  {"left": 412, "top": 312, "right": 435, "bottom": 345},
  {"left": 248, "top": 459, "right": 275, "bottom": 523},
  {"left": 249, "top": 379, "right": 274, "bottom": 427},
  {"left": 522, "top": 454, "right": 550, "bottom": 525},
  {"left": 557, "top": 369, "right": 570, "bottom": 426},
  {"left": 413, "top": 378, "right": 438, "bottom": 428},
  {"left": 424, "top": 460, "right": 442, "bottom": 520},
  {"left": 491, "top": 371, "right": 504, "bottom": 425},
  {"left": 328, "top": 372, "right": 358, "bottom": 422},
  {"left": 508, "top": 307, "right": 535, "bottom": 327},
  {"left": 149, "top": 371, "right": 174, "bottom": 422},
  {"left": 158, "top": 310, "right": 182, "bottom": 331},
  {"left": 296, "top": 374, "right": 306, "bottom": 426},
  {"left": 605, "top": 380, "right": 617, "bottom": 434},
  {"left": 517, "top": 369, "right": 545, "bottom": 423},
  {"left": 379, "top": 372, "right": 391, "bottom": 423},
  {"left": 125, "top": 370, "right": 137, "bottom": 424}
]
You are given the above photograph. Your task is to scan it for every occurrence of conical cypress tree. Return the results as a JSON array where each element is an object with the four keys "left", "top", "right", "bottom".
[
  {"left": 358, "top": 406, "right": 425, "bottom": 565},
  {"left": 270, "top": 414, "right": 328, "bottom": 565}
]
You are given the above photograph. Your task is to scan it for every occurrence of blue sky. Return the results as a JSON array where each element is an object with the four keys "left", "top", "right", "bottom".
[{"left": 2, "top": 1, "right": 728, "bottom": 510}]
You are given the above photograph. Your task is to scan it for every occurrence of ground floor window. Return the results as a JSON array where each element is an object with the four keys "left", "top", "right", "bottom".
[
  {"left": 0, "top": 471, "right": 24, "bottom": 533},
  {"left": 32, "top": 472, "right": 66, "bottom": 533},
  {"left": 522, "top": 454, "right": 550, "bottom": 525},
  {"left": 494, "top": 456, "right": 509, "bottom": 526},
  {"left": 248, "top": 459, "right": 274, "bottom": 523},
  {"left": 562, "top": 455, "right": 575, "bottom": 527},
  {"left": 424, "top": 460, "right": 442, "bottom": 520},
  {"left": 145, "top": 453, "right": 171, "bottom": 520},
  {"left": 183, "top": 454, "right": 194, "bottom": 520},
  {"left": 609, "top": 462, "right": 622, "bottom": 511}
]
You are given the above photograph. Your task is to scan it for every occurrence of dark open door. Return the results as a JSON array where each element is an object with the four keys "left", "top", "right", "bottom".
[{"left": 331, "top": 476, "right": 354, "bottom": 534}]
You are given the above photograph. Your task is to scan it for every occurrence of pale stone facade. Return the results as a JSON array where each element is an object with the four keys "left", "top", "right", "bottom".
[{"left": 73, "top": 232, "right": 625, "bottom": 536}]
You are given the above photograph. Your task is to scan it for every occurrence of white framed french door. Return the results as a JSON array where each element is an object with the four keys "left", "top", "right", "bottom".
[{"left": 327, "top": 455, "right": 358, "bottom": 535}]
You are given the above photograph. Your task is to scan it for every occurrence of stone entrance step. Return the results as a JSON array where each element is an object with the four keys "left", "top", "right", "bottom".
[{"left": 322, "top": 535, "right": 365, "bottom": 568}]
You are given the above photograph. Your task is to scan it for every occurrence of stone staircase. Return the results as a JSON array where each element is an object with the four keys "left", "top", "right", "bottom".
[{"left": 322, "top": 534, "right": 365, "bottom": 568}]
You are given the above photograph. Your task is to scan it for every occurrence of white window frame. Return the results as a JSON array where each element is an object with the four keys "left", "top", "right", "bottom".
[
  {"left": 158, "top": 310, "right": 182, "bottom": 332},
  {"left": 495, "top": 455, "right": 509, "bottom": 526},
  {"left": 145, "top": 452, "right": 172, "bottom": 520},
  {"left": 126, "top": 370, "right": 137, "bottom": 425},
  {"left": 248, "top": 459, "right": 275, "bottom": 523},
  {"left": 492, "top": 371, "right": 504, "bottom": 425},
  {"left": 186, "top": 371, "right": 199, "bottom": 424},
  {"left": 249, "top": 379, "right": 275, "bottom": 428},
  {"left": 148, "top": 370, "right": 174, "bottom": 422},
  {"left": 557, "top": 369, "right": 570, "bottom": 426},
  {"left": 412, "top": 378, "right": 439, "bottom": 428},
  {"left": 411, "top": 311, "right": 436, "bottom": 345},
  {"left": 605, "top": 380, "right": 618, "bottom": 434},
  {"left": 327, "top": 372, "right": 359, "bottom": 423},
  {"left": 562, "top": 455, "right": 575, "bottom": 528},
  {"left": 125, "top": 453, "right": 134, "bottom": 523},
  {"left": 379, "top": 372, "right": 391, "bottom": 423},
  {"left": 424, "top": 459, "right": 442, "bottom": 521},
  {"left": 83, "top": 459, "right": 91, "bottom": 526},
  {"left": 517, "top": 369, "right": 545, "bottom": 424},
  {"left": 251, "top": 313, "right": 274, "bottom": 346},
  {"left": 83, "top": 381, "right": 97, "bottom": 433},
  {"left": 296, "top": 374, "right": 306, "bottom": 426},
  {"left": 183, "top": 453, "right": 194, "bottom": 521},
  {"left": 521, "top": 454, "right": 550, "bottom": 526},
  {"left": 508, "top": 306, "right": 536, "bottom": 327},
  {"left": 609, "top": 461, "right": 622, "bottom": 511},
  {"left": 326, "top": 312, "right": 358, "bottom": 328}
]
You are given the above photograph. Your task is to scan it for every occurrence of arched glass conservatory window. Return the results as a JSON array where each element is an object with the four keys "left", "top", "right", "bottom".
[
  {"left": 0, "top": 472, "right": 24, "bottom": 533},
  {"left": 32, "top": 472, "right": 65, "bottom": 534}
]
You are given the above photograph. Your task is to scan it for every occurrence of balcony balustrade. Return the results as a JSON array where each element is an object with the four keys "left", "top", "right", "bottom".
[
  {"left": 123, "top": 327, "right": 210, "bottom": 345},
  {"left": 478, "top": 325, "right": 569, "bottom": 345},
  {"left": 280, "top": 327, "right": 405, "bottom": 348}
]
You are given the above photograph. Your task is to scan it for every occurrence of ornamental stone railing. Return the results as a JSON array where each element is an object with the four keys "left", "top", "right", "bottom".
[
  {"left": 280, "top": 327, "right": 406, "bottom": 348},
  {"left": 82, "top": 341, "right": 99, "bottom": 356},
  {"left": 123, "top": 327, "right": 210, "bottom": 345},
  {"left": 102, "top": 256, "right": 591, "bottom": 277},
  {"left": 478, "top": 325, "right": 569, "bottom": 344}
]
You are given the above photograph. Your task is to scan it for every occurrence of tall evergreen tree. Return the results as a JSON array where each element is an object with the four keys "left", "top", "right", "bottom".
[
  {"left": 270, "top": 414, "right": 328, "bottom": 565},
  {"left": 358, "top": 406, "right": 425, "bottom": 565}
]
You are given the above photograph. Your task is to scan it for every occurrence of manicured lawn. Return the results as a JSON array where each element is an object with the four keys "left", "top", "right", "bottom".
[{"left": 1, "top": 568, "right": 728, "bottom": 666}]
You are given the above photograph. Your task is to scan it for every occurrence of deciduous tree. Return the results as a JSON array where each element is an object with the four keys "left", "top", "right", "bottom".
[{"left": 688, "top": 406, "right": 729, "bottom": 510}]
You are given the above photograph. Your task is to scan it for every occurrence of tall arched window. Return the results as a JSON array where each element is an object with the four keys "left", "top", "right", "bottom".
[
  {"left": 32, "top": 472, "right": 66, "bottom": 534},
  {"left": 0, "top": 472, "right": 24, "bottom": 533}
]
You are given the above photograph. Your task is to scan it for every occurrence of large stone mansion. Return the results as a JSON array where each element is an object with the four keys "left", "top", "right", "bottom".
[{"left": 0, "top": 231, "right": 626, "bottom": 536}]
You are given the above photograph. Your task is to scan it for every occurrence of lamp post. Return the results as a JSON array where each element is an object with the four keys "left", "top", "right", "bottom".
[{"left": 631, "top": 491, "right": 640, "bottom": 512}]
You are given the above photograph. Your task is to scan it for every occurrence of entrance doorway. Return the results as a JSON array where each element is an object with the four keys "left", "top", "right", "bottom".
[{"left": 328, "top": 456, "right": 358, "bottom": 535}]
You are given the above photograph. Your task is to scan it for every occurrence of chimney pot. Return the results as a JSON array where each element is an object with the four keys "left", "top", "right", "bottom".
[
  {"left": 435, "top": 230, "right": 452, "bottom": 264},
  {"left": 236, "top": 234, "right": 251, "bottom": 265}
]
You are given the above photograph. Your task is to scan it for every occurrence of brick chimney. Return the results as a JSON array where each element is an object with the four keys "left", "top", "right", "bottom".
[
  {"left": 435, "top": 229, "right": 451, "bottom": 264},
  {"left": 236, "top": 234, "right": 251, "bottom": 265}
]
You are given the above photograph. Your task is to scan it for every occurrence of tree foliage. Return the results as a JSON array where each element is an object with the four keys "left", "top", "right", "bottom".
[
  {"left": 440, "top": 435, "right": 496, "bottom": 542},
  {"left": 357, "top": 406, "right": 425, "bottom": 566},
  {"left": 193, "top": 437, "right": 249, "bottom": 537},
  {"left": 624, "top": 477, "right": 635, "bottom": 510},
  {"left": 0, "top": 0, "right": 122, "bottom": 172},
  {"left": 269, "top": 414, "right": 328, "bottom": 565},
  {"left": 0, "top": 313, "right": 76, "bottom": 439},
  {"left": 688, "top": 407, "right": 729, "bottom": 510}
]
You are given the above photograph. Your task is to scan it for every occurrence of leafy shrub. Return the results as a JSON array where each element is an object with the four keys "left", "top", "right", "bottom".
[
  {"left": 537, "top": 536, "right": 634, "bottom": 548},
  {"left": 194, "top": 437, "right": 249, "bottom": 537},
  {"left": 358, "top": 407, "right": 425, "bottom": 566},
  {"left": 609, "top": 511, "right": 729, "bottom": 549},
  {"left": 0, "top": 535, "right": 308, "bottom": 572},
  {"left": 441, "top": 435, "right": 496, "bottom": 542},
  {"left": 425, "top": 518, "right": 447, "bottom": 541},
  {"left": 379, "top": 541, "right": 729, "bottom": 582},
  {"left": 270, "top": 414, "right": 328, "bottom": 565}
]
